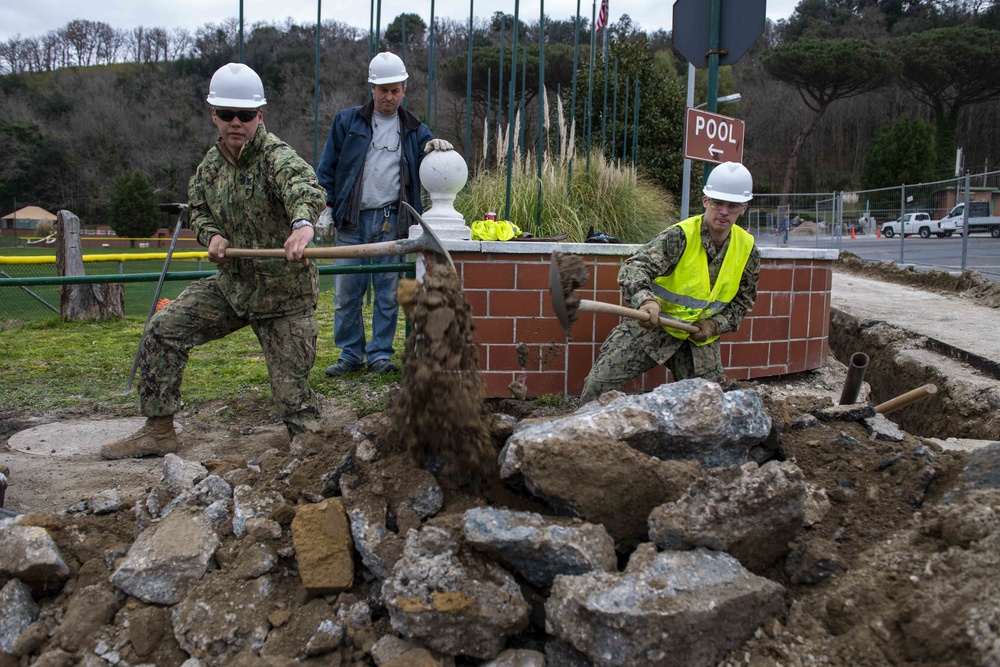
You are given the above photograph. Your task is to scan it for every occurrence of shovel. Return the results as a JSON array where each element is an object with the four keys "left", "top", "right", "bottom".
[
  {"left": 224, "top": 202, "right": 455, "bottom": 272},
  {"left": 548, "top": 253, "right": 700, "bottom": 336}
]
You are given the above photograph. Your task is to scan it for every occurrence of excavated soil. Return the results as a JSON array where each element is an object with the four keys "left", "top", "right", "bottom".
[{"left": 0, "top": 260, "right": 998, "bottom": 666}]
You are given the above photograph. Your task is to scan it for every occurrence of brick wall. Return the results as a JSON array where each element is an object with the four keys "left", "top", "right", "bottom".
[{"left": 441, "top": 241, "right": 837, "bottom": 399}]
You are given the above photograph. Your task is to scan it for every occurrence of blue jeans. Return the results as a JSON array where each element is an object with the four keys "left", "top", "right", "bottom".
[{"left": 334, "top": 206, "right": 401, "bottom": 366}]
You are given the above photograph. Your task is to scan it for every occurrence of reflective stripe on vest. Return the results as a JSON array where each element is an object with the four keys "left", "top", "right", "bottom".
[{"left": 651, "top": 215, "right": 753, "bottom": 345}]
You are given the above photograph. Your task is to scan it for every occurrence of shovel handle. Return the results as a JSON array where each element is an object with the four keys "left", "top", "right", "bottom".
[
  {"left": 224, "top": 242, "right": 405, "bottom": 260},
  {"left": 578, "top": 299, "right": 701, "bottom": 334}
]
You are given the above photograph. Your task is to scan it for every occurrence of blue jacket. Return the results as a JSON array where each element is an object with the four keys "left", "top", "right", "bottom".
[{"left": 316, "top": 100, "right": 433, "bottom": 238}]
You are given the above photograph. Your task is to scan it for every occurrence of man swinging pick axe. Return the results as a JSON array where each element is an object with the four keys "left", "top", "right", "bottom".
[{"left": 579, "top": 161, "right": 761, "bottom": 405}]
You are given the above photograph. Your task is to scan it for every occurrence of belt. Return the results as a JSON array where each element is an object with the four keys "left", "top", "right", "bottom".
[{"left": 361, "top": 205, "right": 397, "bottom": 213}]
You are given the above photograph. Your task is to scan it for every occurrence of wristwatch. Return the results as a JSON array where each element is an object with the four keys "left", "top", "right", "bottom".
[{"left": 291, "top": 220, "right": 314, "bottom": 230}]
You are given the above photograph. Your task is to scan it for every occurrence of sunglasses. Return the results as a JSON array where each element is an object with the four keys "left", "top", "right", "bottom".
[{"left": 215, "top": 109, "right": 259, "bottom": 123}]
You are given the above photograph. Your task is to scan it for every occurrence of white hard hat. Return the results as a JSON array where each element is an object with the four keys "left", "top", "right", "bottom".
[
  {"left": 206, "top": 63, "right": 267, "bottom": 108},
  {"left": 703, "top": 161, "right": 753, "bottom": 204},
  {"left": 368, "top": 52, "right": 408, "bottom": 85}
]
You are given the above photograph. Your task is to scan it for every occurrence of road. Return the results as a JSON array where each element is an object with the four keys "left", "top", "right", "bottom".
[{"left": 753, "top": 231, "right": 1000, "bottom": 281}]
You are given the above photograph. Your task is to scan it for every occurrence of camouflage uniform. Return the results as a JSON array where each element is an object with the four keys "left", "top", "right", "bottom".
[
  {"left": 137, "top": 124, "right": 326, "bottom": 435},
  {"left": 579, "top": 216, "right": 761, "bottom": 404}
]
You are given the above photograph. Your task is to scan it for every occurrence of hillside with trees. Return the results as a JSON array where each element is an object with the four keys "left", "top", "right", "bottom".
[{"left": 1, "top": 0, "right": 998, "bottom": 224}]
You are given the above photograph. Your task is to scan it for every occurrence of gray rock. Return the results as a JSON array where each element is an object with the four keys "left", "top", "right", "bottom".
[
  {"left": 400, "top": 469, "right": 444, "bottom": 520},
  {"left": 0, "top": 524, "right": 70, "bottom": 592},
  {"left": 371, "top": 635, "right": 419, "bottom": 665},
  {"left": 171, "top": 574, "right": 272, "bottom": 666},
  {"left": 462, "top": 507, "right": 617, "bottom": 588},
  {"left": 348, "top": 498, "right": 403, "bottom": 581},
  {"left": 51, "top": 584, "right": 119, "bottom": 652},
  {"left": 161, "top": 454, "right": 209, "bottom": 497},
  {"left": 0, "top": 579, "right": 38, "bottom": 653},
  {"left": 87, "top": 489, "right": 122, "bottom": 515},
  {"left": 228, "top": 542, "right": 278, "bottom": 580},
  {"left": 482, "top": 648, "right": 546, "bottom": 667},
  {"left": 232, "top": 485, "right": 284, "bottom": 537},
  {"left": 863, "top": 413, "right": 907, "bottom": 441},
  {"left": 501, "top": 378, "right": 770, "bottom": 470},
  {"left": 545, "top": 544, "right": 785, "bottom": 667},
  {"left": 110, "top": 509, "right": 220, "bottom": 605},
  {"left": 815, "top": 402, "right": 877, "bottom": 422},
  {"left": 384, "top": 526, "right": 530, "bottom": 660},
  {"left": 648, "top": 460, "right": 812, "bottom": 571}
]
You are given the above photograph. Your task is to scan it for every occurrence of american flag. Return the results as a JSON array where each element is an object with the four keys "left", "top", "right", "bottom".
[{"left": 595, "top": 0, "right": 609, "bottom": 32}]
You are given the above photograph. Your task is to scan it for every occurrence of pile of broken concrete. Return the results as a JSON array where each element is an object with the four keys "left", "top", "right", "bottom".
[{"left": 1, "top": 377, "right": 998, "bottom": 667}]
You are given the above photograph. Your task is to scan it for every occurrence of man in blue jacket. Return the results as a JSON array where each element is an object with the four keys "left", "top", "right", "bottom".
[{"left": 316, "top": 51, "right": 453, "bottom": 376}]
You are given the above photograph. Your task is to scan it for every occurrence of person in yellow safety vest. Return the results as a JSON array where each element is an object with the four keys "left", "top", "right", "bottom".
[{"left": 579, "top": 161, "right": 761, "bottom": 405}]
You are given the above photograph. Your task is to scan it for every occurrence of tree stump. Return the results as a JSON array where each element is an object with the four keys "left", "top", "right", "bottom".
[{"left": 57, "top": 210, "right": 124, "bottom": 322}]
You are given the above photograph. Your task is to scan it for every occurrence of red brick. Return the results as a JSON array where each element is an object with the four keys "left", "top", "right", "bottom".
[
  {"left": 567, "top": 343, "right": 597, "bottom": 392},
  {"left": 491, "top": 344, "right": 531, "bottom": 371},
  {"left": 464, "top": 262, "right": 514, "bottom": 289},
  {"left": 491, "top": 290, "right": 542, "bottom": 317},
  {"left": 808, "top": 292, "right": 828, "bottom": 338},
  {"left": 516, "top": 262, "right": 552, "bottom": 290},
  {"left": 769, "top": 341, "right": 790, "bottom": 366},
  {"left": 719, "top": 343, "right": 732, "bottom": 367},
  {"left": 789, "top": 293, "right": 810, "bottom": 339},
  {"left": 806, "top": 337, "right": 827, "bottom": 369},
  {"left": 476, "top": 344, "right": 488, "bottom": 369},
  {"left": 594, "top": 262, "right": 621, "bottom": 291},
  {"left": 812, "top": 266, "right": 832, "bottom": 291},
  {"left": 515, "top": 317, "right": 568, "bottom": 345},
  {"left": 482, "top": 372, "right": 515, "bottom": 398},
  {"left": 787, "top": 340, "right": 808, "bottom": 373},
  {"left": 792, "top": 266, "right": 812, "bottom": 292},
  {"left": 538, "top": 343, "right": 567, "bottom": 371},
  {"left": 523, "top": 372, "right": 567, "bottom": 397},
  {"left": 770, "top": 291, "right": 792, "bottom": 317},
  {"left": 751, "top": 316, "right": 790, "bottom": 342},
  {"left": 727, "top": 367, "right": 752, "bottom": 380},
  {"left": 473, "top": 317, "right": 513, "bottom": 344},
  {"left": 464, "top": 290, "right": 487, "bottom": 316},
  {"left": 750, "top": 293, "right": 771, "bottom": 316},
  {"left": 731, "top": 341, "right": 770, "bottom": 367},
  {"left": 724, "top": 323, "right": 752, "bottom": 343},
  {"left": 758, "top": 266, "right": 793, "bottom": 292},
  {"left": 746, "top": 365, "right": 784, "bottom": 379}
]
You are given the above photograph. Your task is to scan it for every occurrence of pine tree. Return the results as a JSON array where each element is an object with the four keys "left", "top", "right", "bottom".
[{"left": 105, "top": 171, "right": 160, "bottom": 247}]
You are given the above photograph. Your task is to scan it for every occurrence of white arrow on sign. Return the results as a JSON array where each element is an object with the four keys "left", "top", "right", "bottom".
[{"left": 708, "top": 144, "right": 723, "bottom": 157}]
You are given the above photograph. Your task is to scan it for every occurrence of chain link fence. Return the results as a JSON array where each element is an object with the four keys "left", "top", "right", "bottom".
[{"left": 748, "top": 170, "right": 1000, "bottom": 281}]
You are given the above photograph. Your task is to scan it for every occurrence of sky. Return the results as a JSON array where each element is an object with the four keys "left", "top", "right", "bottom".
[{"left": 0, "top": 0, "right": 801, "bottom": 44}]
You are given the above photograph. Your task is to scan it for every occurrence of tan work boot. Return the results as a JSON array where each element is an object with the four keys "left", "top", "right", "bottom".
[{"left": 99, "top": 416, "right": 179, "bottom": 460}]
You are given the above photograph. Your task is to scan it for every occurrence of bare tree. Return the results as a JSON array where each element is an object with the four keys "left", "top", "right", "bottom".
[{"left": 63, "top": 19, "right": 100, "bottom": 67}]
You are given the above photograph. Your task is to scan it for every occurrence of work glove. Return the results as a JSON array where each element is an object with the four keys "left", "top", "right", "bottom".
[
  {"left": 316, "top": 206, "right": 334, "bottom": 243},
  {"left": 637, "top": 300, "right": 661, "bottom": 330},
  {"left": 424, "top": 138, "right": 454, "bottom": 153},
  {"left": 690, "top": 317, "right": 719, "bottom": 343}
]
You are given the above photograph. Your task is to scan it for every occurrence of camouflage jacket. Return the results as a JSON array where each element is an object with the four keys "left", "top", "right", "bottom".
[
  {"left": 617, "top": 216, "right": 761, "bottom": 369},
  {"left": 189, "top": 124, "right": 326, "bottom": 318}
]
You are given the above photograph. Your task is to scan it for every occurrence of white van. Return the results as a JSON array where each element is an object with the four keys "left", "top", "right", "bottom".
[{"left": 937, "top": 201, "right": 1000, "bottom": 238}]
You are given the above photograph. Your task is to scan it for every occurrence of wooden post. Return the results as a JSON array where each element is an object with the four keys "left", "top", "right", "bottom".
[{"left": 56, "top": 210, "right": 124, "bottom": 321}]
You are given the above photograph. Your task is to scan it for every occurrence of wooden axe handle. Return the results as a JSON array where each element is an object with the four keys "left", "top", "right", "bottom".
[
  {"left": 579, "top": 299, "right": 702, "bottom": 334},
  {"left": 224, "top": 242, "right": 404, "bottom": 259}
]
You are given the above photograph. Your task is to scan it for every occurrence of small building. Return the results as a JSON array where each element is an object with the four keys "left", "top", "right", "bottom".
[{"left": 1, "top": 206, "right": 57, "bottom": 231}]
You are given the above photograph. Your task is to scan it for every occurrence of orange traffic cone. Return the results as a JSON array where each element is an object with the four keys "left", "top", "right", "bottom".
[
  {"left": 850, "top": 228, "right": 856, "bottom": 239},
  {"left": 876, "top": 227, "right": 881, "bottom": 239}
]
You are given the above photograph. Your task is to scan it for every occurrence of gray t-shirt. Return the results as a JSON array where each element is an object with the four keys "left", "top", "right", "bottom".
[{"left": 361, "top": 111, "right": 402, "bottom": 210}]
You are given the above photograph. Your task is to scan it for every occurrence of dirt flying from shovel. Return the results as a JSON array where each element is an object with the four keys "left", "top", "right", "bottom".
[
  {"left": 553, "top": 251, "right": 590, "bottom": 337},
  {"left": 390, "top": 264, "right": 496, "bottom": 484}
]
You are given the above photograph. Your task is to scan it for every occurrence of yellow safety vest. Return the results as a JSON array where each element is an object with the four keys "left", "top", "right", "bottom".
[{"left": 651, "top": 215, "right": 754, "bottom": 345}]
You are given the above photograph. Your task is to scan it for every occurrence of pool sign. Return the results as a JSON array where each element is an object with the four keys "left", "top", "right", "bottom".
[{"left": 684, "top": 107, "right": 745, "bottom": 164}]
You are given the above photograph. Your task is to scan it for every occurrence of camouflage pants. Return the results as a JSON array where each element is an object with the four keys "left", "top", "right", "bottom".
[
  {"left": 578, "top": 324, "right": 723, "bottom": 405},
  {"left": 136, "top": 277, "right": 320, "bottom": 435}
]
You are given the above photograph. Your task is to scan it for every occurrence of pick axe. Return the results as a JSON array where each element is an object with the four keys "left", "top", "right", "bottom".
[
  {"left": 548, "top": 253, "right": 700, "bottom": 336},
  {"left": 225, "top": 202, "right": 454, "bottom": 272}
]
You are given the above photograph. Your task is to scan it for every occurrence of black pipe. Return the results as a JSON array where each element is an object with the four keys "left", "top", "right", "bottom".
[{"left": 839, "top": 352, "right": 870, "bottom": 405}]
